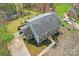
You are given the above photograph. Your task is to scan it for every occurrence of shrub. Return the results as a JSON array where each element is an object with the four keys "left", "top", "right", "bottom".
[
  {"left": 0, "top": 25, "right": 6, "bottom": 35},
  {"left": 0, "top": 25, "right": 14, "bottom": 43},
  {"left": 0, "top": 33, "right": 14, "bottom": 43}
]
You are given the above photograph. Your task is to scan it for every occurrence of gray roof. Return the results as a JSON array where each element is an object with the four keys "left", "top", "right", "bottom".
[
  {"left": 27, "top": 12, "right": 54, "bottom": 22},
  {"left": 20, "top": 25, "right": 33, "bottom": 37},
  {"left": 27, "top": 12, "right": 60, "bottom": 36}
]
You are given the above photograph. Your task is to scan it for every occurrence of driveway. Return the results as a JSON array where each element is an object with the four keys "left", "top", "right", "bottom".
[{"left": 8, "top": 32, "right": 31, "bottom": 56}]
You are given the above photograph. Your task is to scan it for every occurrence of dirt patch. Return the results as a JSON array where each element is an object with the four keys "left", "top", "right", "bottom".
[{"left": 43, "top": 27, "right": 79, "bottom": 56}]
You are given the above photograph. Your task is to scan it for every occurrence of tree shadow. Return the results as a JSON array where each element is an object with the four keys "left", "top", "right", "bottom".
[{"left": 26, "top": 38, "right": 52, "bottom": 47}]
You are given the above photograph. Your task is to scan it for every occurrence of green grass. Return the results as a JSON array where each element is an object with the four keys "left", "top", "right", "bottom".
[
  {"left": 0, "top": 40, "right": 11, "bottom": 56},
  {"left": 60, "top": 17, "right": 69, "bottom": 28},
  {"left": 0, "top": 33, "right": 14, "bottom": 43},
  {"left": 55, "top": 4, "right": 72, "bottom": 17},
  {"left": 5, "top": 10, "right": 40, "bottom": 56},
  {"left": 6, "top": 11, "right": 40, "bottom": 34},
  {"left": 75, "top": 20, "right": 79, "bottom": 24},
  {"left": 62, "top": 21, "right": 69, "bottom": 27},
  {"left": 70, "top": 29, "right": 79, "bottom": 32},
  {"left": 0, "top": 25, "right": 11, "bottom": 56},
  {"left": 0, "top": 25, "right": 14, "bottom": 43}
]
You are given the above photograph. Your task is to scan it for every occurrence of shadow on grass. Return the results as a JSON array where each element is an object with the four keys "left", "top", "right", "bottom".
[{"left": 25, "top": 38, "right": 52, "bottom": 47}]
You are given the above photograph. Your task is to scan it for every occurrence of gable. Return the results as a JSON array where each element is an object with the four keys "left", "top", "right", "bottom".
[{"left": 28, "top": 12, "right": 60, "bottom": 36}]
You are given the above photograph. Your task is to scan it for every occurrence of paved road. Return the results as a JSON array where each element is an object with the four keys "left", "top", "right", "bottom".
[{"left": 8, "top": 32, "right": 31, "bottom": 56}]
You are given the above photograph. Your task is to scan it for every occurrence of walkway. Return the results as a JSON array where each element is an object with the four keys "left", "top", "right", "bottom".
[
  {"left": 8, "top": 32, "right": 31, "bottom": 56},
  {"left": 38, "top": 36, "right": 56, "bottom": 56}
]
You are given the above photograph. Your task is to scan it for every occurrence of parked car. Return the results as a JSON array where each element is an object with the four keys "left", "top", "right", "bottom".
[{"left": 64, "top": 17, "right": 75, "bottom": 24}]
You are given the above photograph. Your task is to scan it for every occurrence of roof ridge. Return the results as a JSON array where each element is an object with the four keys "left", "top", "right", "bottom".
[{"left": 27, "top": 12, "right": 54, "bottom": 23}]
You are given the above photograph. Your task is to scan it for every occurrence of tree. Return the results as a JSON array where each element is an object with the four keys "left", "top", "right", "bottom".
[
  {"left": 23, "top": 3, "right": 31, "bottom": 14},
  {"left": 0, "top": 14, "right": 5, "bottom": 25},
  {"left": 49, "top": 3, "right": 59, "bottom": 11}
]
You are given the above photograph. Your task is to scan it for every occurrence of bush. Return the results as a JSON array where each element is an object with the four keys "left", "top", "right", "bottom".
[
  {"left": 0, "top": 25, "right": 6, "bottom": 35},
  {"left": 0, "top": 33, "right": 14, "bottom": 43},
  {"left": 0, "top": 25, "right": 12, "bottom": 55},
  {"left": 0, "top": 25, "right": 14, "bottom": 43}
]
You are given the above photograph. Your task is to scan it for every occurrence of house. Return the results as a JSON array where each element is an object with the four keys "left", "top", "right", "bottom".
[
  {"left": 20, "top": 12, "right": 60, "bottom": 44},
  {"left": 67, "top": 4, "right": 79, "bottom": 19},
  {"left": 64, "top": 13, "right": 75, "bottom": 24},
  {"left": 67, "top": 8, "right": 78, "bottom": 18},
  {"left": 20, "top": 25, "right": 34, "bottom": 40}
]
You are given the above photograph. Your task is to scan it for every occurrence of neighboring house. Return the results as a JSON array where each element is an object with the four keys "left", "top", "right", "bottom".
[
  {"left": 20, "top": 12, "right": 60, "bottom": 44},
  {"left": 64, "top": 17, "right": 75, "bottom": 24},
  {"left": 67, "top": 8, "right": 78, "bottom": 18},
  {"left": 67, "top": 4, "right": 79, "bottom": 19},
  {"left": 64, "top": 13, "right": 75, "bottom": 24}
]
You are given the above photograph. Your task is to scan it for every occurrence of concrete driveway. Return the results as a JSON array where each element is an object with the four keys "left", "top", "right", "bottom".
[{"left": 8, "top": 32, "right": 31, "bottom": 56}]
